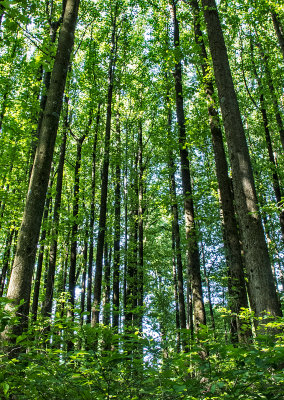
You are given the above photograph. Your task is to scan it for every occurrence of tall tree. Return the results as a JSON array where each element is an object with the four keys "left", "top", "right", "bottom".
[
  {"left": 3, "top": 0, "right": 80, "bottom": 344},
  {"left": 201, "top": 0, "right": 282, "bottom": 318},
  {"left": 113, "top": 110, "right": 121, "bottom": 330},
  {"left": 188, "top": 0, "right": 248, "bottom": 340},
  {"left": 92, "top": 3, "right": 118, "bottom": 326},
  {"left": 169, "top": 0, "right": 206, "bottom": 330}
]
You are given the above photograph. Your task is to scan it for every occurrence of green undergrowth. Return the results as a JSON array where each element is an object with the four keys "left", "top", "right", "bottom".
[{"left": 0, "top": 305, "right": 283, "bottom": 399}]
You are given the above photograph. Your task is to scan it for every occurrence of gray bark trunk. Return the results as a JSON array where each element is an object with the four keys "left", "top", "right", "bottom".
[
  {"left": 189, "top": 0, "right": 248, "bottom": 341},
  {"left": 3, "top": 0, "right": 80, "bottom": 343},
  {"left": 201, "top": 0, "right": 282, "bottom": 317}
]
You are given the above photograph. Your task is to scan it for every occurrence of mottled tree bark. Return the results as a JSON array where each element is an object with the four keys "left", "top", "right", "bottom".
[
  {"left": 189, "top": 0, "right": 248, "bottom": 341},
  {"left": 3, "top": 0, "right": 80, "bottom": 345}
]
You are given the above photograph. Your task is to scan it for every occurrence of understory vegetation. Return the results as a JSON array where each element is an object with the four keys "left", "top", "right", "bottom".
[{"left": 1, "top": 300, "right": 284, "bottom": 400}]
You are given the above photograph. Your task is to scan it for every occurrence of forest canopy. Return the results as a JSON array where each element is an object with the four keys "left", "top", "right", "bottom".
[{"left": 0, "top": 0, "right": 283, "bottom": 399}]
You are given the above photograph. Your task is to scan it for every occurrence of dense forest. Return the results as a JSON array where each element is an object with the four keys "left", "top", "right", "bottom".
[{"left": 0, "top": 0, "right": 283, "bottom": 398}]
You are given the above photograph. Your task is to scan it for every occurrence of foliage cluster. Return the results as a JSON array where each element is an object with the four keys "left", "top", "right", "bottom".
[{"left": 1, "top": 300, "right": 284, "bottom": 400}]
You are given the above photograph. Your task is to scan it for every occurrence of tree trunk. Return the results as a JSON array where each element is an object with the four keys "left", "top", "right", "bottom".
[
  {"left": 87, "top": 103, "right": 101, "bottom": 324},
  {"left": 42, "top": 100, "right": 68, "bottom": 318},
  {"left": 137, "top": 120, "right": 144, "bottom": 332},
  {"left": 201, "top": 0, "right": 282, "bottom": 318},
  {"left": 169, "top": 0, "right": 206, "bottom": 330},
  {"left": 256, "top": 40, "right": 284, "bottom": 152},
  {"left": 189, "top": 0, "right": 248, "bottom": 341},
  {"left": 68, "top": 134, "right": 86, "bottom": 319},
  {"left": 103, "top": 242, "right": 111, "bottom": 326},
  {"left": 31, "top": 183, "right": 53, "bottom": 321},
  {"left": 92, "top": 10, "right": 117, "bottom": 326},
  {"left": 0, "top": 228, "right": 15, "bottom": 297},
  {"left": 271, "top": 11, "right": 284, "bottom": 60},
  {"left": 125, "top": 152, "right": 138, "bottom": 326},
  {"left": 80, "top": 236, "right": 88, "bottom": 325},
  {"left": 113, "top": 111, "right": 121, "bottom": 330},
  {"left": 172, "top": 252, "right": 181, "bottom": 353},
  {"left": 3, "top": 0, "right": 80, "bottom": 345},
  {"left": 249, "top": 40, "right": 284, "bottom": 243},
  {"left": 167, "top": 100, "right": 187, "bottom": 335}
]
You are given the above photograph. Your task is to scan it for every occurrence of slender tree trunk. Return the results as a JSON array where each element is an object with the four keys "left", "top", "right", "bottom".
[
  {"left": 31, "top": 180, "right": 53, "bottom": 321},
  {"left": 3, "top": 0, "right": 80, "bottom": 345},
  {"left": 80, "top": 236, "right": 88, "bottom": 325},
  {"left": 189, "top": 0, "right": 248, "bottom": 341},
  {"left": 113, "top": 111, "right": 121, "bottom": 330},
  {"left": 68, "top": 134, "right": 86, "bottom": 318},
  {"left": 125, "top": 153, "right": 138, "bottom": 326},
  {"left": 256, "top": 41, "right": 284, "bottom": 152},
  {"left": 0, "top": 229, "right": 15, "bottom": 297},
  {"left": 169, "top": 0, "right": 206, "bottom": 330},
  {"left": 271, "top": 11, "right": 284, "bottom": 60},
  {"left": 166, "top": 94, "right": 187, "bottom": 335},
  {"left": 200, "top": 240, "right": 215, "bottom": 331},
  {"left": 87, "top": 103, "right": 101, "bottom": 324},
  {"left": 0, "top": 37, "right": 19, "bottom": 132},
  {"left": 123, "top": 135, "right": 128, "bottom": 320},
  {"left": 172, "top": 251, "right": 181, "bottom": 353},
  {"left": 92, "top": 10, "right": 117, "bottom": 326},
  {"left": 137, "top": 121, "right": 144, "bottom": 332},
  {"left": 103, "top": 242, "right": 111, "bottom": 326},
  {"left": 249, "top": 42, "right": 284, "bottom": 242},
  {"left": 42, "top": 101, "right": 68, "bottom": 318},
  {"left": 201, "top": 0, "right": 282, "bottom": 317}
]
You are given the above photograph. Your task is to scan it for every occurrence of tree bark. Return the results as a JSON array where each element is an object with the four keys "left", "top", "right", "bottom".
[
  {"left": 3, "top": 0, "right": 80, "bottom": 344},
  {"left": 201, "top": 0, "right": 282, "bottom": 318},
  {"left": 189, "top": 0, "right": 248, "bottom": 341}
]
